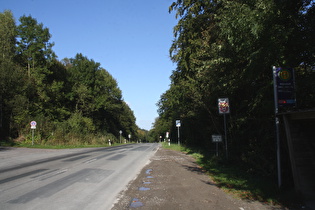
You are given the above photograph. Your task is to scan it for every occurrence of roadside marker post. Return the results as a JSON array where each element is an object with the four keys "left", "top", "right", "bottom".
[
  {"left": 212, "top": 135, "right": 222, "bottom": 156},
  {"left": 176, "top": 120, "right": 181, "bottom": 145},
  {"left": 30, "top": 121, "right": 37, "bottom": 145},
  {"left": 166, "top": 132, "right": 170, "bottom": 146},
  {"left": 119, "top": 130, "right": 122, "bottom": 144},
  {"left": 272, "top": 66, "right": 296, "bottom": 188},
  {"left": 218, "top": 98, "right": 230, "bottom": 159}
]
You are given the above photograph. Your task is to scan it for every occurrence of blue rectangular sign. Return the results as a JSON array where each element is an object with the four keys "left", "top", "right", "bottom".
[{"left": 274, "top": 67, "right": 296, "bottom": 107}]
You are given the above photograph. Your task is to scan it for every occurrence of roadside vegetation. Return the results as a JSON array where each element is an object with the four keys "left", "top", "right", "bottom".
[
  {"left": 0, "top": 11, "right": 142, "bottom": 146},
  {"left": 152, "top": 0, "right": 315, "bottom": 200}
]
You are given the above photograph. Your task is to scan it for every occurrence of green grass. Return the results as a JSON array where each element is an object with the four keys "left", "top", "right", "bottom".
[
  {"left": 162, "top": 142, "right": 282, "bottom": 206},
  {"left": 203, "top": 162, "right": 279, "bottom": 204},
  {"left": 161, "top": 142, "right": 187, "bottom": 152}
]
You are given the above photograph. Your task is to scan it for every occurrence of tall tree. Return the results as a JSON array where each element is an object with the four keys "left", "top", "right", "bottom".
[
  {"left": 0, "top": 10, "right": 27, "bottom": 139},
  {"left": 15, "top": 15, "right": 57, "bottom": 123},
  {"left": 16, "top": 15, "right": 55, "bottom": 77},
  {"left": 0, "top": 10, "right": 16, "bottom": 60}
]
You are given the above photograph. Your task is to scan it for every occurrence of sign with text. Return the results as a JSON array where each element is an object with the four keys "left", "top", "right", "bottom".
[
  {"left": 212, "top": 135, "right": 222, "bottom": 143},
  {"left": 176, "top": 120, "right": 181, "bottom": 127},
  {"left": 274, "top": 67, "right": 296, "bottom": 107}
]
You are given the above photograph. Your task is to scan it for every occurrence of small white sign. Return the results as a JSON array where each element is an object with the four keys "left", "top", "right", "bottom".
[
  {"left": 212, "top": 135, "right": 222, "bottom": 142},
  {"left": 176, "top": 120, "right": 181, "bottom": 127}
]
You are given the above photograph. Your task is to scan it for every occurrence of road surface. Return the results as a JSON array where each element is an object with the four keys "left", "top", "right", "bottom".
[{"left": 0, "top": 143, "right": 159, "bottom": 210}]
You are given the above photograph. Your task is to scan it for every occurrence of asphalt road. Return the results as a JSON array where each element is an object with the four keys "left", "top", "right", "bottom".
[{"left": 0, "top": 143, "right": 159, "bottom": 210}]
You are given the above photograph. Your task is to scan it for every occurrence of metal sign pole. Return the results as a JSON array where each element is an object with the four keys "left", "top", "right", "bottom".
[
  {"left": 176, "top": 120, "right": 181, "bottom": 145},
  {"left": 224, "top": 113, "right": 228, "bottom": 159},
  {"left": 30, "top": 121, "right": 37, "bottom": 146},
  {"left": 119, "top": 130, "right": 122, "bottom": 144},
  {"left": 212, "top": 135, "right": 222, "bottom": 157},
  {"left": 275, "top": 117, "right": 281, "bottom": 187},
  {"left": 218, "top": 98, "right": 229, "bottom": 160},
  {"left": 177, "top": 126, "right": 180, "bottom": 145},
  {"left": 273, "top": 66, "right": 282, "bottom": 188},
  {"left": 32, "top": 129, "right": 34, "bottom": 146}
]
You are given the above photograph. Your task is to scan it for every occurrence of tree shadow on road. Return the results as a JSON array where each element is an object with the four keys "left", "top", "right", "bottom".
[
  {"left": 0, "top": 147, "right": 14, "bottom": 152},
  {"left": 181, "top": 164, "right": 217, "bottom": 186}
]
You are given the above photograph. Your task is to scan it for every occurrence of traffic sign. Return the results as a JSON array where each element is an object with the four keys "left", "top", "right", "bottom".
[
  {"left": 176, "top": 120, "right": 181, "bottom": 127},
  {"left": 274, "top": 67, "right": 296, "bottom": 107},
  {"left": 212, "top": 135, "right": 222, "bottom": 142},
  {"left": 218, "top": 98, "right": 230, "bottom": 114},
  {"left": 30, "top": 121, "right": 37, "bottom": 129}
]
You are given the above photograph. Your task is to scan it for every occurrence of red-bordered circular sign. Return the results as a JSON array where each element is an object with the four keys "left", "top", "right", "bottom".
[{"left": 218, "top": 98, "right": 230, "bottom": 114}]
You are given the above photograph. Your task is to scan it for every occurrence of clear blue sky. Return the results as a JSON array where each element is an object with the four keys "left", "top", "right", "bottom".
[{"left": 1, "top": 0, "right": 177, "bottom": 130}]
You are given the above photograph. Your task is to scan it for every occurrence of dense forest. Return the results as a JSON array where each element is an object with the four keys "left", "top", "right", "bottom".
[
  {"left": 151, "top": 0, "right": 315, "bottom": 178},
  {"left": 0, "top": 11, "right": 140, "bottom": 145}
]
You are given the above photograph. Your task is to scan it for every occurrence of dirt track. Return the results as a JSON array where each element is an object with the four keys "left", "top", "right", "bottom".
[{"left": 112, "top": 147, "right": 286, "bottom": 210}]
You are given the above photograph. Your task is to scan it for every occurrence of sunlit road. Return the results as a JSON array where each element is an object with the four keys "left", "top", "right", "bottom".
[{"left": 0, "top": 143, "right": 159, "bottom": 210}]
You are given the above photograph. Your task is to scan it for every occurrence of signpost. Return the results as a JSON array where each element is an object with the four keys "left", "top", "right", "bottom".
[
  {"left": 176, "top": 120, "right": 181, "bottom": 145},
  {"left": 218, "top": 98, "right": 230, "bottom": 159},
  {"left": 166, "top": 132, "right": 170, "bottom": 146},
  {"left": 30, "top": 121, "right": 37, "bottom": 145},
  {"left": 119, "top": 130, "right": 122, "bottom": 144},
  {"left": 272, "top": 66, "right": 296, "bottom": 187},
  {"left": 212, "top": 135, "right": 222, "bottom": 156}
]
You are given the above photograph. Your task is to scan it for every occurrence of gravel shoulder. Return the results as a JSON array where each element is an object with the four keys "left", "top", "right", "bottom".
[{"left": 112, "top": 147, "right": 286, "bottom": 210}]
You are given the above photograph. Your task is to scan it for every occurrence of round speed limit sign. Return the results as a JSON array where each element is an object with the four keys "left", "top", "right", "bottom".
[{"left": 30, "top": 121, "right": 37, "bottom": 129}]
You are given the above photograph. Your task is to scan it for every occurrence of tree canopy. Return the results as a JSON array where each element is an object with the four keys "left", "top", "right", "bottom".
[
  {"left": 0, "top": 12, "right": 138, "bottom": 144},
  {"left": 154, "top": 0, "right": 315, "bottom": 177}
]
